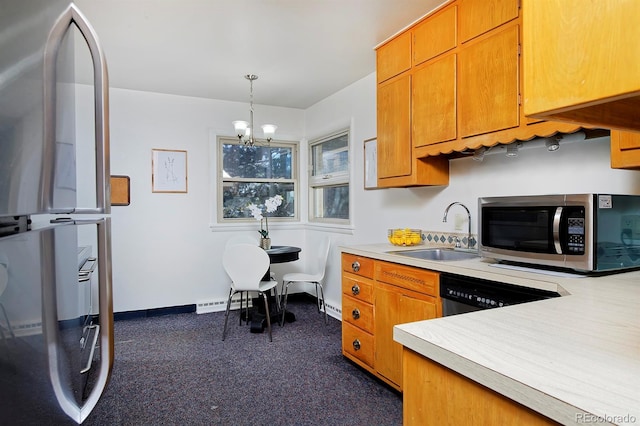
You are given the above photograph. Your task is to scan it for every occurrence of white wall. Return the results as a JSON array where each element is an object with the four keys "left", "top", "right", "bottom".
[
  {"left": 76, "top": 85, "right": 307, "bottom": 313},
  {"left": 77, "top": 72, "right": 640, "bottom": 317}
]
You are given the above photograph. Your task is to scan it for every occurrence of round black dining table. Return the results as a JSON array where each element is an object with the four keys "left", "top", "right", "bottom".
[{"left": 265, "top": 245, "right": 301, "bottom": 264}]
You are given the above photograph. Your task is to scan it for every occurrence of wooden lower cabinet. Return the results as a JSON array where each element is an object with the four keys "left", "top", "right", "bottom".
[
  {"left": 341, "top": 254, "right": 440, "bottom": 391},
  {"left": 403, "top": 348, "right": 559, "bottom": 425},
  {"left": 375, "top": 282, "right": 438, "bottom": 388}
]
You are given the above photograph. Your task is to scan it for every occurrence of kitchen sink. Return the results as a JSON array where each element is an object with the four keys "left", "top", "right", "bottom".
[{"left": 389, "top": 248, "right": 480, "bottom": 262}]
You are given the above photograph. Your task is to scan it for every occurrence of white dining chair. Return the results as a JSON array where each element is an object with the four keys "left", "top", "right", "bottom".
[
  {"left": 280, "top": 236, "right": 330, "bottom": 326},
  {"left": 222, "top": 243, "right": 279, "bottom": 342},
  {"left": 224, "top": 234, "right": 260, "bottom": 325}
]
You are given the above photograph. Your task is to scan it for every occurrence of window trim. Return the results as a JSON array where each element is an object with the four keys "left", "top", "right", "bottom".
[
  {"left": 217, "top": 136, "right": 299, "bottom": 224},
  {"left": 308, "top": 129, "right": 351, "bottom": 224}
]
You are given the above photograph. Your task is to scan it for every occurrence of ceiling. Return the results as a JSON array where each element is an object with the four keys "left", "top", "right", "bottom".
[{"left": 74, "top": 0, "right": 447, "bottom": 109}]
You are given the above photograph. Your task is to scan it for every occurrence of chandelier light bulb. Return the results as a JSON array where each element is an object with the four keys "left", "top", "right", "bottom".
[
  {"left": 233, "top": 120, "right": 248, "bottom": 137},
  {"left": 262, "top": 124, "right": 277, "bottom": 141}
]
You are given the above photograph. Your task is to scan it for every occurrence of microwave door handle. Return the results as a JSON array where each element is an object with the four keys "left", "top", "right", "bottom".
[
  {"left": 553, "top": 207, "right": 563, "bottom": 254},
  {"left": 43, "top": 4, "right": 110, "bottom": 215}
]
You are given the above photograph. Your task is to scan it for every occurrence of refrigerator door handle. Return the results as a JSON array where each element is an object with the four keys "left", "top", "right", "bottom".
[
  {"left": 80, "top": 324, "right": 100, "bottom": 374},
  {"left": 44, "top": 3, "right": 111, "bottom": 215}
]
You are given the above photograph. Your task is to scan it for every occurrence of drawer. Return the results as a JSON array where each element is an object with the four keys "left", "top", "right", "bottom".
[
  {"left": 342, "top": 294, "right": 374, "bottom": 333},
  {"left": 342, "top": 274, "right": 374, "bottom": 303},
  {"left": 342, "top": 322, "right": 374, "bottom": 368},
  {"left": 375, "top": 261, "right": 439, "bottom": 296},
  {"left": 342, "top": 253, "right": 374, "bottom": 278}
]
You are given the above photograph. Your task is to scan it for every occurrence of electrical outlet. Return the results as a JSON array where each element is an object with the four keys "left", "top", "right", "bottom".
[
  {"left": 621, "top": 215, "right": 640, "bottom": 239},
  {"left": 454, "top": 213, "right": 465, "bottom": 231}
]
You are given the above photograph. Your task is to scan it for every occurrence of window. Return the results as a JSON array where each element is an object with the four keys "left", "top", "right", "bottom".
[
  {"left": 219, "top": 136, "right": 298, "bottom": 222},
  {"left": 309, "top": 130, "right": 350, "bottom": 223}
]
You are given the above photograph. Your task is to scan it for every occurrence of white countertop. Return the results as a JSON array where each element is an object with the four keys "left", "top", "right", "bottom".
[{"left": 340, "top": 244, "right": 640, "bottom": 426}]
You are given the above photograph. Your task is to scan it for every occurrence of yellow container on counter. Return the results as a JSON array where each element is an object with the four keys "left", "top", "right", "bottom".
[{"left": 387, "top": 228, "right": 424, "bottom": 246}]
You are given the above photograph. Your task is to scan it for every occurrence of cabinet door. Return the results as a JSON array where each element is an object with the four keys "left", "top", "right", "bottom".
[
  {"left": 377, "top": 31, "right": 412, "bottom": 83},
  {"left": 377, "top": 74, "right": 412, "bottom": 179},
  {"left": 413, "top": 5, "right": 457, "bottom": 65},
  {"left": 374, "top": 284, "right": 401, "bottom": 386},
  {"left": 611, "top": 130, "right": 640, "bottom": 169},
  {"left": 458, "top": 0, "right": 519, "bottom": 43},
  {"left": 459, "top": 24, "right": 519, "bottom": 138},
  {"left": 375, "top": 282, "right": 439, "bottom": 389},
  {"left": 523, "top": 0, "right": 640, "bottom": 131},
  {"left": 413, "top": 54, "right": 457, "bottom": 147}
]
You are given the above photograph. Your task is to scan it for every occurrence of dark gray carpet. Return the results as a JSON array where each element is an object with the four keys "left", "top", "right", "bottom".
[{"left": 84, "top": 296, "right": 402, "bottom": 425}]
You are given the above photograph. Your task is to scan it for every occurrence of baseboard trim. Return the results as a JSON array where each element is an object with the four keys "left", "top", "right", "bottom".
[{"left": 114, "top": 304, "right": 196, "bottom": 321}]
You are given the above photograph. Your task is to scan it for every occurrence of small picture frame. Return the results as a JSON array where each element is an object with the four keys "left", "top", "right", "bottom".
[
  {"left": 152, "top": 149, "right": 188, "bottom": 193},
  {"left": 364, "top": 138, "right": 378, "bottom": 189}
]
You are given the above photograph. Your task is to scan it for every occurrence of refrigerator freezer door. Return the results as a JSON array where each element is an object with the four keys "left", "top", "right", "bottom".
[
  {"left": 0, "top": 1, "right": 110, "bottom": 218},
  {"left": 0, "top": 0, "right": 70, "bottom": 217},
  {"left": 44, "top": 3, "right": 111, "bottom": 215},
  {"left": 0, "top": 221, "right": 113, "bottom": 424}
]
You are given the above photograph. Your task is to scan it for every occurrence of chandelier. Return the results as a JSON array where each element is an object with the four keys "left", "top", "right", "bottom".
[{"left": 232, "top": 74, "right": 277, "bottom": 146}]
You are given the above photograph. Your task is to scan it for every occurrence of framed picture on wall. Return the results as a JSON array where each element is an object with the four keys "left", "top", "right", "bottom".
[
  {"left": 364, "top": 138, "right": 378, "bottom": 189},
  {"left": 152, "top": 149, "right": 188, "bottom": 193}
]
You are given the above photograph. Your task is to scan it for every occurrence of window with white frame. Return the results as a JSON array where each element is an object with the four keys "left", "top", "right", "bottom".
[
  {"left": 218, "top": 136, "right": 298, "bottom": 222},
  {"left": 309, "top": 130, "right": 350, "bottom": 223}
]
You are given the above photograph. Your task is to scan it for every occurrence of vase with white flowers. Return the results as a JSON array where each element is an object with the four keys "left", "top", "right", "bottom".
[{"left": 247, "top": 194, "right": 283, "bottom": 250}]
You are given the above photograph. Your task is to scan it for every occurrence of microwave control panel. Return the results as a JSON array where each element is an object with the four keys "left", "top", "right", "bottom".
[{"left": 565, "top": 208, "right": 585, "bottom": 254}]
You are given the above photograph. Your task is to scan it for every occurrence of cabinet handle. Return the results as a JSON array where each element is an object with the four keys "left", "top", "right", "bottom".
[
  {"left": 352, "top": 339, "right": 361, "bottom": 351},
  {"left": 351, "top": 261, "right": 360, "bottom": 272},
  {"left": 352, "top": 308, "right": 360, "bottom": 320},
  {"left": 351, "top": 284, "right": 360, "bottom": 295}
]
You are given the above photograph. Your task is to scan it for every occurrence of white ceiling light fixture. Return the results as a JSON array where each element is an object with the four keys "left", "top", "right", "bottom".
[{"left": 232, "top": 74, "right": 277, "bottom": 146}]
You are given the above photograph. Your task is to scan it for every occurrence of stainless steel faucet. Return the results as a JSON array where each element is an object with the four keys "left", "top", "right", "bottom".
[{"left": 442, "top": 202, "right": 472, "bottom": 250}]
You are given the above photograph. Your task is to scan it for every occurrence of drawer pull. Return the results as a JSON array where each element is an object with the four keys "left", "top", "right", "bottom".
[
  {"left": 352, "top": 308, "right": 360, "bottom": 320},
  {"left": 351, "top": 261, "right": 360, "bottom": 272},
  {"left": 352, "top": 339, "right": 361, "bottom": 351},
  {"left": 351, "top": 284, "right": 360, "bottom": 295}
]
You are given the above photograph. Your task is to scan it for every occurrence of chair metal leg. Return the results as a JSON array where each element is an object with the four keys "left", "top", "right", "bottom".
[
  {"left": 0, "top": 302, "right": 14, "bottom": 338},
  {"left": 261, "top": 291, "right": 272, "bottom": 342},
  {"left": 222, "top": 288, "right": 234, "bottom": 341},
  {"left": 272, "top": 284, "right": 280, "bottom": 311},
  {"left": 239, "top": 291, "right": 244, "bottom": 325},
  {"left": 315, "top": 282, "right": 328, "bottom": 324},
  {"left": 280, "top": 281, "right": 290, "bottom": 326}
]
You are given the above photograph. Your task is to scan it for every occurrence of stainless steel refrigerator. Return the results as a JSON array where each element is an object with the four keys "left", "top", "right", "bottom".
[{"left": 0, "top": 1, "right": 114, "bottom": 423}]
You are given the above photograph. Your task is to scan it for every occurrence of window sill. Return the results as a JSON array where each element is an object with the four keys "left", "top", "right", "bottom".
[{"left": 209, "top": 221, "right": 353, "bottom": 235}]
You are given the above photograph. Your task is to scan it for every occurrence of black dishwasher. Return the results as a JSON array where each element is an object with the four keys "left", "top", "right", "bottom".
[{"left": 440, "top": 273, "right": 561, "bottom": 316}]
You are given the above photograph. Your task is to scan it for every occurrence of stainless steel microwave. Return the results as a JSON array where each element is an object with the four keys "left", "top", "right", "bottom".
[{"left": 479, "top": 194, "right": 640, "bottom": 273}]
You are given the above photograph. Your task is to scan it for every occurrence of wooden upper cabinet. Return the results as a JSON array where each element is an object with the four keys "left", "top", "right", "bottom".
[
  {"left": 611, "top": 130, "right": 640, "bottom": 169},
  {"left": 377, "top": 74, "right": 412, "bottom": 179},
  {"left": 458, "top": 0, "right": 519, "bottom": 43},
  {"left": 523, "top": 0, "right": 640, "bottom": 131},
  {"left": 459, "top": 24, "right": 519, "bottom": 138},
  {"left": 413, "top": 54, "right": 457, "bottom": 147},
  {"left": 377, "top": 31, "right": 412, "bottom": 84},
  {"left": 413, "top": 5, "right": 457, "bottom": 66}
]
